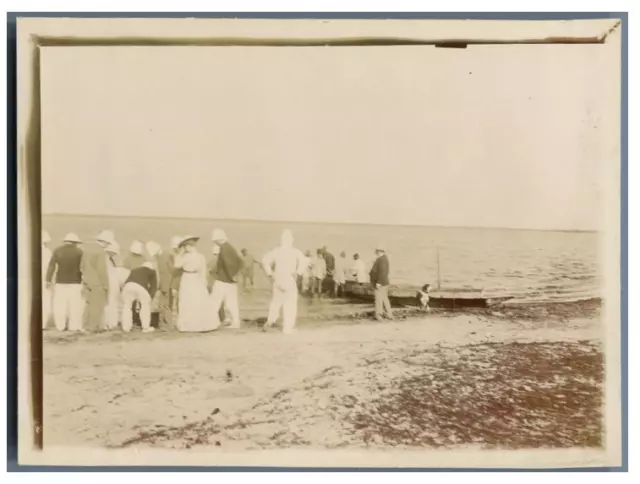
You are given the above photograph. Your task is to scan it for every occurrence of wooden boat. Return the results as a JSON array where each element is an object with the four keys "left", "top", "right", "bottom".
[{"left": 342, "top": 280, "right": 512, "bottom": 310}]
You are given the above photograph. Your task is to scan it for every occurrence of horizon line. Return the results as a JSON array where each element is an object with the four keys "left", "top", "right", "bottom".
[{"left": 42, "top": 212, "right": 600, "bottom": 234}]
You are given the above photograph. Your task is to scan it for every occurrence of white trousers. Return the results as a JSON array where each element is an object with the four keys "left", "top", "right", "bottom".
[
  {"left": 104, "top": 291, "right": 121, "bottom": 330},
  {"left": 267, "top": 285, "right": 298, "bottom": 333},
  {"left": 42, "top": 284, "right": 51, "bottom": 329},
  {"left": 210, "top": 281, "right": 240, "bottom": 328},
  {"left": 53, "top": 284, "right": 84, "bottom": 331},
  {"left": 121, "top": 282, "right": 151, "bottom": 332}
]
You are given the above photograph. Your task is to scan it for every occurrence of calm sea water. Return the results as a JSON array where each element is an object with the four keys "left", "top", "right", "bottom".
[{"left": 43, "top": 215, "right": 601, "bottom": 303}]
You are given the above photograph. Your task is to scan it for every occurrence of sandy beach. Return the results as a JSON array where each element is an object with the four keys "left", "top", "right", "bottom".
[{"left": 43, "top": 301, "right": 604, "bottom": 453}]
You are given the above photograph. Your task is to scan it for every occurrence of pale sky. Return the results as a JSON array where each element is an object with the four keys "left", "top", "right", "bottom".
[{"left": 41, "top": 45, "right": 610, "bottom": 230}]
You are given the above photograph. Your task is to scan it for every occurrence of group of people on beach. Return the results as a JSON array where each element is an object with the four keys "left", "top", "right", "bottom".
[{"left": 41, "top": 227, "right": 396, "bottom": 335}]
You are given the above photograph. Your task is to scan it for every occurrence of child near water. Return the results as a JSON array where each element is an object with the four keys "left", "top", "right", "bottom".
[{"left": 417, "top": 284, "right": 431, "bottom": 311}]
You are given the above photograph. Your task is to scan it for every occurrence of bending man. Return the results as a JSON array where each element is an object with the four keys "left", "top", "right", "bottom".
[{"left": 121, "top": 261, "right": 158, "bottom": 333}]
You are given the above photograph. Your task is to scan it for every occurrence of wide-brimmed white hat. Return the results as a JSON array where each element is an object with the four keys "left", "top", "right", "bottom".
[
  {"left": 146, "top": 241, "right": 161, "bottom": 258},
  {"left": 170, "top": 235, "right": 182, "bottom": 250},
  {"left": 63, "top": 232, "right": 81, "bottom": 243},
  {"left": 106, "top": 241, "right": 120, "bottom": 254},
  {"left": 129, "top": 240, "right": 144, "bottom": 255},
  {"left": 211, "top": 228, "right": 227, "bottom": 242},
  {"left": 179, "top": 235, "right": 200, "bottom": 247},
  {"left": 96, "top": 230, "right": 115, "bottom": 245},
  {"left": 375, "top": 243, "right": 386, "bottom": 252},
  {"left": 42, "top": 230, "right": 51, "bottom": 244}
]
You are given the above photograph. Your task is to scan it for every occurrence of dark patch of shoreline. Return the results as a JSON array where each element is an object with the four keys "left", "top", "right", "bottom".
[{"left": 347, "top": 340, "right": 604, "bottom": 449}]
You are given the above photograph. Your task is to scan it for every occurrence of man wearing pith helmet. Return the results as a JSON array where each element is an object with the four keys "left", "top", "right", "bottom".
[
  {"left": 46, "top": 232, "right": 84, "bottom": 331},
  {"left": 209, "top": 228, "right": 243, "bottom": 329}
]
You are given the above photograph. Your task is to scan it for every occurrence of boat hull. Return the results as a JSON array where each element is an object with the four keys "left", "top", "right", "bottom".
[{"left": 342, "top": 281, "right": 510, "bottom": 310}]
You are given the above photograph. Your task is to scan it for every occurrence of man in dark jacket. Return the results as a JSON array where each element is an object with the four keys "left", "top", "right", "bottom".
[
  {"left": 46, "top": 232, "right": 84, "bottom": 331},
  {"left": 210, "top": 228, "right": 243, "bottom": 329},
  {"left": 207, "top": 245, "right": 227, "bottom": 323},
  {"left": 121, "top": 262, "right": 158, "bottom": 333},
  {"left": 369, "top": 245, "right": 394, "bottom": 321}
]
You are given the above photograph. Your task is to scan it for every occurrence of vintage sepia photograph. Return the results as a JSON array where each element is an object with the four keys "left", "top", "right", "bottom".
[{"left": 15, "top": 16, "right": 624, "bottom": 468}]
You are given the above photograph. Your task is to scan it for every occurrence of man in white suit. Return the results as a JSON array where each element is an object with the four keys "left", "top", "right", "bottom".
[{"left": 261, "top": 230, "right": 307, "bottom": 334}]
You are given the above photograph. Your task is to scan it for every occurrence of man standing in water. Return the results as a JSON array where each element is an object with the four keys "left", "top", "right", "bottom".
[
  {"left": 369, "top": 244, "right": 394, "bottom": 321},
  {"left": 322, "top": 246, "right": 336, "bottom": 297},
  {"left": 300, "top": 250, "right": 313, "bottom": 294},
  {"left": 334, "top": 250, "right": 349, "bottom": 297},
  {"left": 261, "top": 229, "right": 307, "bottom": 334},
  {"left": 351, "top": 253, "right": 368, "bottom": 283},
  {"left": 311, "top": 248, "right": 327, "bottom": 298},
  {"left": 210, "top": 228, "right": 243, "bottom": 329}
]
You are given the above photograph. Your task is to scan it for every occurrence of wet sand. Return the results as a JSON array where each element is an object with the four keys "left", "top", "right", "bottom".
[{"left": 43, "top": 300, "right": 603, "bottom": 454}]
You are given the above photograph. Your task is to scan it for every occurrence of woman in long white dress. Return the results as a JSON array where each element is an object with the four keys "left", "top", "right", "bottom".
[{"left": 174, "top": 236, "right": 216, "bottom": 332}]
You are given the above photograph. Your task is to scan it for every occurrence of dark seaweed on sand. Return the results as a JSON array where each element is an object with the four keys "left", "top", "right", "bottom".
[{"left": 346, "top": 341, "right": 604, "bottom": 449}]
